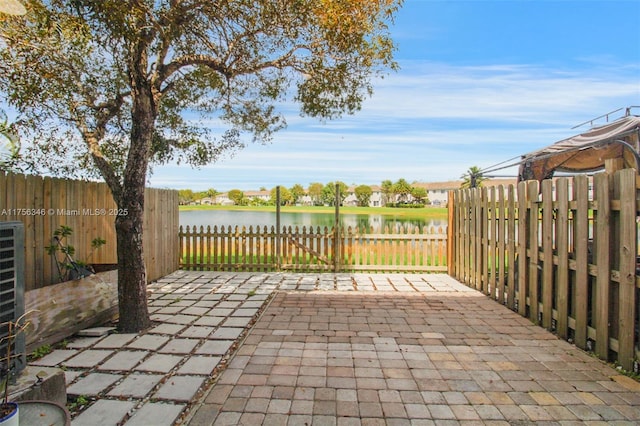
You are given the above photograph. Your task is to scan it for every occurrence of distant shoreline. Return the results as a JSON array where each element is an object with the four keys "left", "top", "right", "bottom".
[{"left": 179, "top": 204, "right": 448, "bottom": 218}]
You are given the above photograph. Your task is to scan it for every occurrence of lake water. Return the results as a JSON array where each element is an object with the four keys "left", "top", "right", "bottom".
[{"left": 180, "top": 210, "right": 448, "bottom": 232}]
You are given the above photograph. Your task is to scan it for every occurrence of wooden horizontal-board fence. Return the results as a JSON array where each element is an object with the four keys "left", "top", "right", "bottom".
[
  {"left": 179, "top": 225, "right": 447, "bottom": 273},
  {"left": 449, "top": 167, "right": 640, "bottom": 371},
  {"left": 0, "top": 172, "right": 179, "bottom": 290}
]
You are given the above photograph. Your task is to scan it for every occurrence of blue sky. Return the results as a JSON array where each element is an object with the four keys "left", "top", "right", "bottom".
[{"left": 149, "top": 0, "right": 640, "bottom": 192}]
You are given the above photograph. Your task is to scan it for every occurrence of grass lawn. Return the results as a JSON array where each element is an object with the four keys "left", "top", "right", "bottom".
[{"left": 180, "top": 204, "right": 448, "bottom": 218}]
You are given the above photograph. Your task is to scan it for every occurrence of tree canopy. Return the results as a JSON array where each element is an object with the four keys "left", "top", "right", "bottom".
[
  {"left": 0, "top": 0, "right": 402, "bottom": 184},
  {"left": 321, "top": 181, "right": 348, "bottom": 206},
  {"left": 354, "top": 184, "right": 373, "bottom": 206},
  {"left": 0, "top": 0, "right": 403, "bottom": 331}
]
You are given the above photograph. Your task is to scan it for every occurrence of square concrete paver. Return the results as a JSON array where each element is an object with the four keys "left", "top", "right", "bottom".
[
  {"left": 72, "top": 399, "right": 136, "bottom": 426},
  {"left": 223, "top": 316, "right": 253, "bottom": 327},
  {"left": 135, "top": 354, "right": 184, "bottom": 373},
  {"left": 208, "top": 308, "right": 234, "bottom": 317},
  {"left": 29, "top": 349, "right": 79, "bottom": 367},
  {"left": 194, "top": 316, "right": 225, "bottom": 327},
  {"left": 108, "top": 373, "right": 164, "bottom": 398},
  {"left": 148, "top": 323, "right": 186, "bottom": 335},
  {"left": 180, "top": 325, "right": 215, "bottom": 338},
  {"left": 159, "top": 338, "right": 200, "bottom": 354},
  {"left": 195, "top": 339, "right": 234, "bottom": 355},
  {"left": 127, "top": 334, "right": 170, "bottom": 350},
  {"left": 63, "top": 350, "right": 115, "bottom": 368},
  {"left": 93, "top": 333, "right": 138, "bottom": 348},
  {"left": 98, "top": 350, "right": 149, "bottom": 371},
  {"left": 231, "top": 308, "right": 259, "bottom": 317},
  {"left": 163, "top": 314, "right": 198, "bottom": 325},
  {"left": 154, "top": 375, "right": 206, "bottom": 402},
  {"left": 66, "top": 336, "right": 103, "bottom": 349},
  {"left": 210, "top": 327, "right": 244, "bottom": 340},
  {"left": 124, "top": 402, "right": 186, "bottom": 426},
  {"left": 177, "top": 355, "right": 222, "bottom": 375},
  {"left": 67, "top": 372, "right": 123, "bottom": 396}
]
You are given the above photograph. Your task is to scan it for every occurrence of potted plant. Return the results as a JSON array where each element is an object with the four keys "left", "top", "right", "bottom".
[{"left": 0, "top": 312, "right": 31, "bottom": 426}]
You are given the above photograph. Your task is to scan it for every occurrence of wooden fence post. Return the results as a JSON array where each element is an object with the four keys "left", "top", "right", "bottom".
[
  {"left": 594, "top": 172, "right": 611, "bottom": 359},
  {"left": 616, "top": 169, "right": 637, "bottom": 370}
]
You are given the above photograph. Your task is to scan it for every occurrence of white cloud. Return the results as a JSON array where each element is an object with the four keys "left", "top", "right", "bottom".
[{"left": 150, "top": 60, "right": 640, "bottom": 191}]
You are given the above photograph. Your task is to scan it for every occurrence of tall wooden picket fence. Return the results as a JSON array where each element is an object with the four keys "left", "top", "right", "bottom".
[
  {"left": 179, "top": 224, "right": 447, "bottom": 273},
  {"left": 0, "top": 172, "right": 179, "bottom": 290},
  {"left": 449, "top": 169, "right": 639, "bottom": 370}
]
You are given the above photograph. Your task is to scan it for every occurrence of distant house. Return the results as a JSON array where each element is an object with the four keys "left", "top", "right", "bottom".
[
  {"left": 369, "top": 185, "right": 382, "bottom": 207},
  {"left": 214, "top": 193, "right": 233, "bottom": 205},
  {"left": 413, "top": 181, "right": 458, "bottom": 206},
  {"left": 343, "top": 185, "right": 383, "bottom": 207},
  {"left": 245, "top": 190, "right": 271, "bottom": 204},
  {"left": 343, "top": 187, "right": 358, "bottom": 206},
  {"left": 198, "top": 197, "right": 215, "bottom": 205},
  {"left": 414, "top": 178, "right": 517, "bottom": 206}
]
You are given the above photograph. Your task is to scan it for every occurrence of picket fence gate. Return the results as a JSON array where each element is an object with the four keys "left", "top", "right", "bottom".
[{"left": 179, "top": 224, "right": 447, "bottom": 273}]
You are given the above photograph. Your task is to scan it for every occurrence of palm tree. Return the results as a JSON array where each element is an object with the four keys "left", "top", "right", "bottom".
[
  {"left": 461, "top": 166, "right": 486, "bottom": 189},
  {"left": 393, "top": 178, "right": 413, "bottom": 203}
]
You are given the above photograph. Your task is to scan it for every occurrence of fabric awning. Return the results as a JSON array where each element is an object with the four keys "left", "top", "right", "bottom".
[{"left": 518, "top": 115, "right": 640, "bottom": 181}]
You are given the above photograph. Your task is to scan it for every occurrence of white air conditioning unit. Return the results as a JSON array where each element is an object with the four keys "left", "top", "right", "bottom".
[{"left": 0, "top": 221, "right": 26, "bottom": 378}]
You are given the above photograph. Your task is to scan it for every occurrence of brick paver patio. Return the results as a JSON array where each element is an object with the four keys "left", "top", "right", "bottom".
[{"left": 186, "top": 279, "right": 640, "bottom": 425}]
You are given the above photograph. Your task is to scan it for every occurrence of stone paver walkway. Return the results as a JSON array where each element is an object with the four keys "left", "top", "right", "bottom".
[{"left": 27, "top": 271, "right": 640, "bottom": 425}]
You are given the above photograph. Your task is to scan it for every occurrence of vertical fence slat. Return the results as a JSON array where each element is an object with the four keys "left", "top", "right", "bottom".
[
  {"left": 497, "top": 186, "right": 506, "bottom": 304},
  {"left": 463, "top": 190, "right": 470, "bottom": 283},
  {"left": 527, "top": 180, "right": 540, "bottom": 324},
  {"left": 574, "top": 175, "right": 589, "bottom": 349},
  {"left": 515, "top": 181, "right": 526, "bottom": 315},
  {"left": 491, "top": 187, "right": 498, "bottom": 296},
  {"left": 482, "top": 187, "right": 489, "bottom": 295},
  {"left": 541, "top": 180, "right": 554, "bottom": 330},
  {"left": 556, "top": 178, "right": 570, "bottom": 339},
  {"left": 474, "top": 189, "right": 482, "bottom": 290},
  {"left": 507, "top": 184, "right": 516, "bottom": 310},
  {"left": 594, "top": 172, "right": 611, "bottom": 358}
]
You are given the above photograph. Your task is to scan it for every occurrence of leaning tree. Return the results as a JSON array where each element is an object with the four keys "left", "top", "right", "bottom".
[{"left": 0, "top": 0, "right": 402, "bottom": 332}]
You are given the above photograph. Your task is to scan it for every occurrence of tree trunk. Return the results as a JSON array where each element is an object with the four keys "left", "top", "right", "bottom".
[
  {"left": 114, "top": 56, "right": 156, "bottom": 332},
  {"left": 115, "top": 196, "right": 150, "bottom": 332}
]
